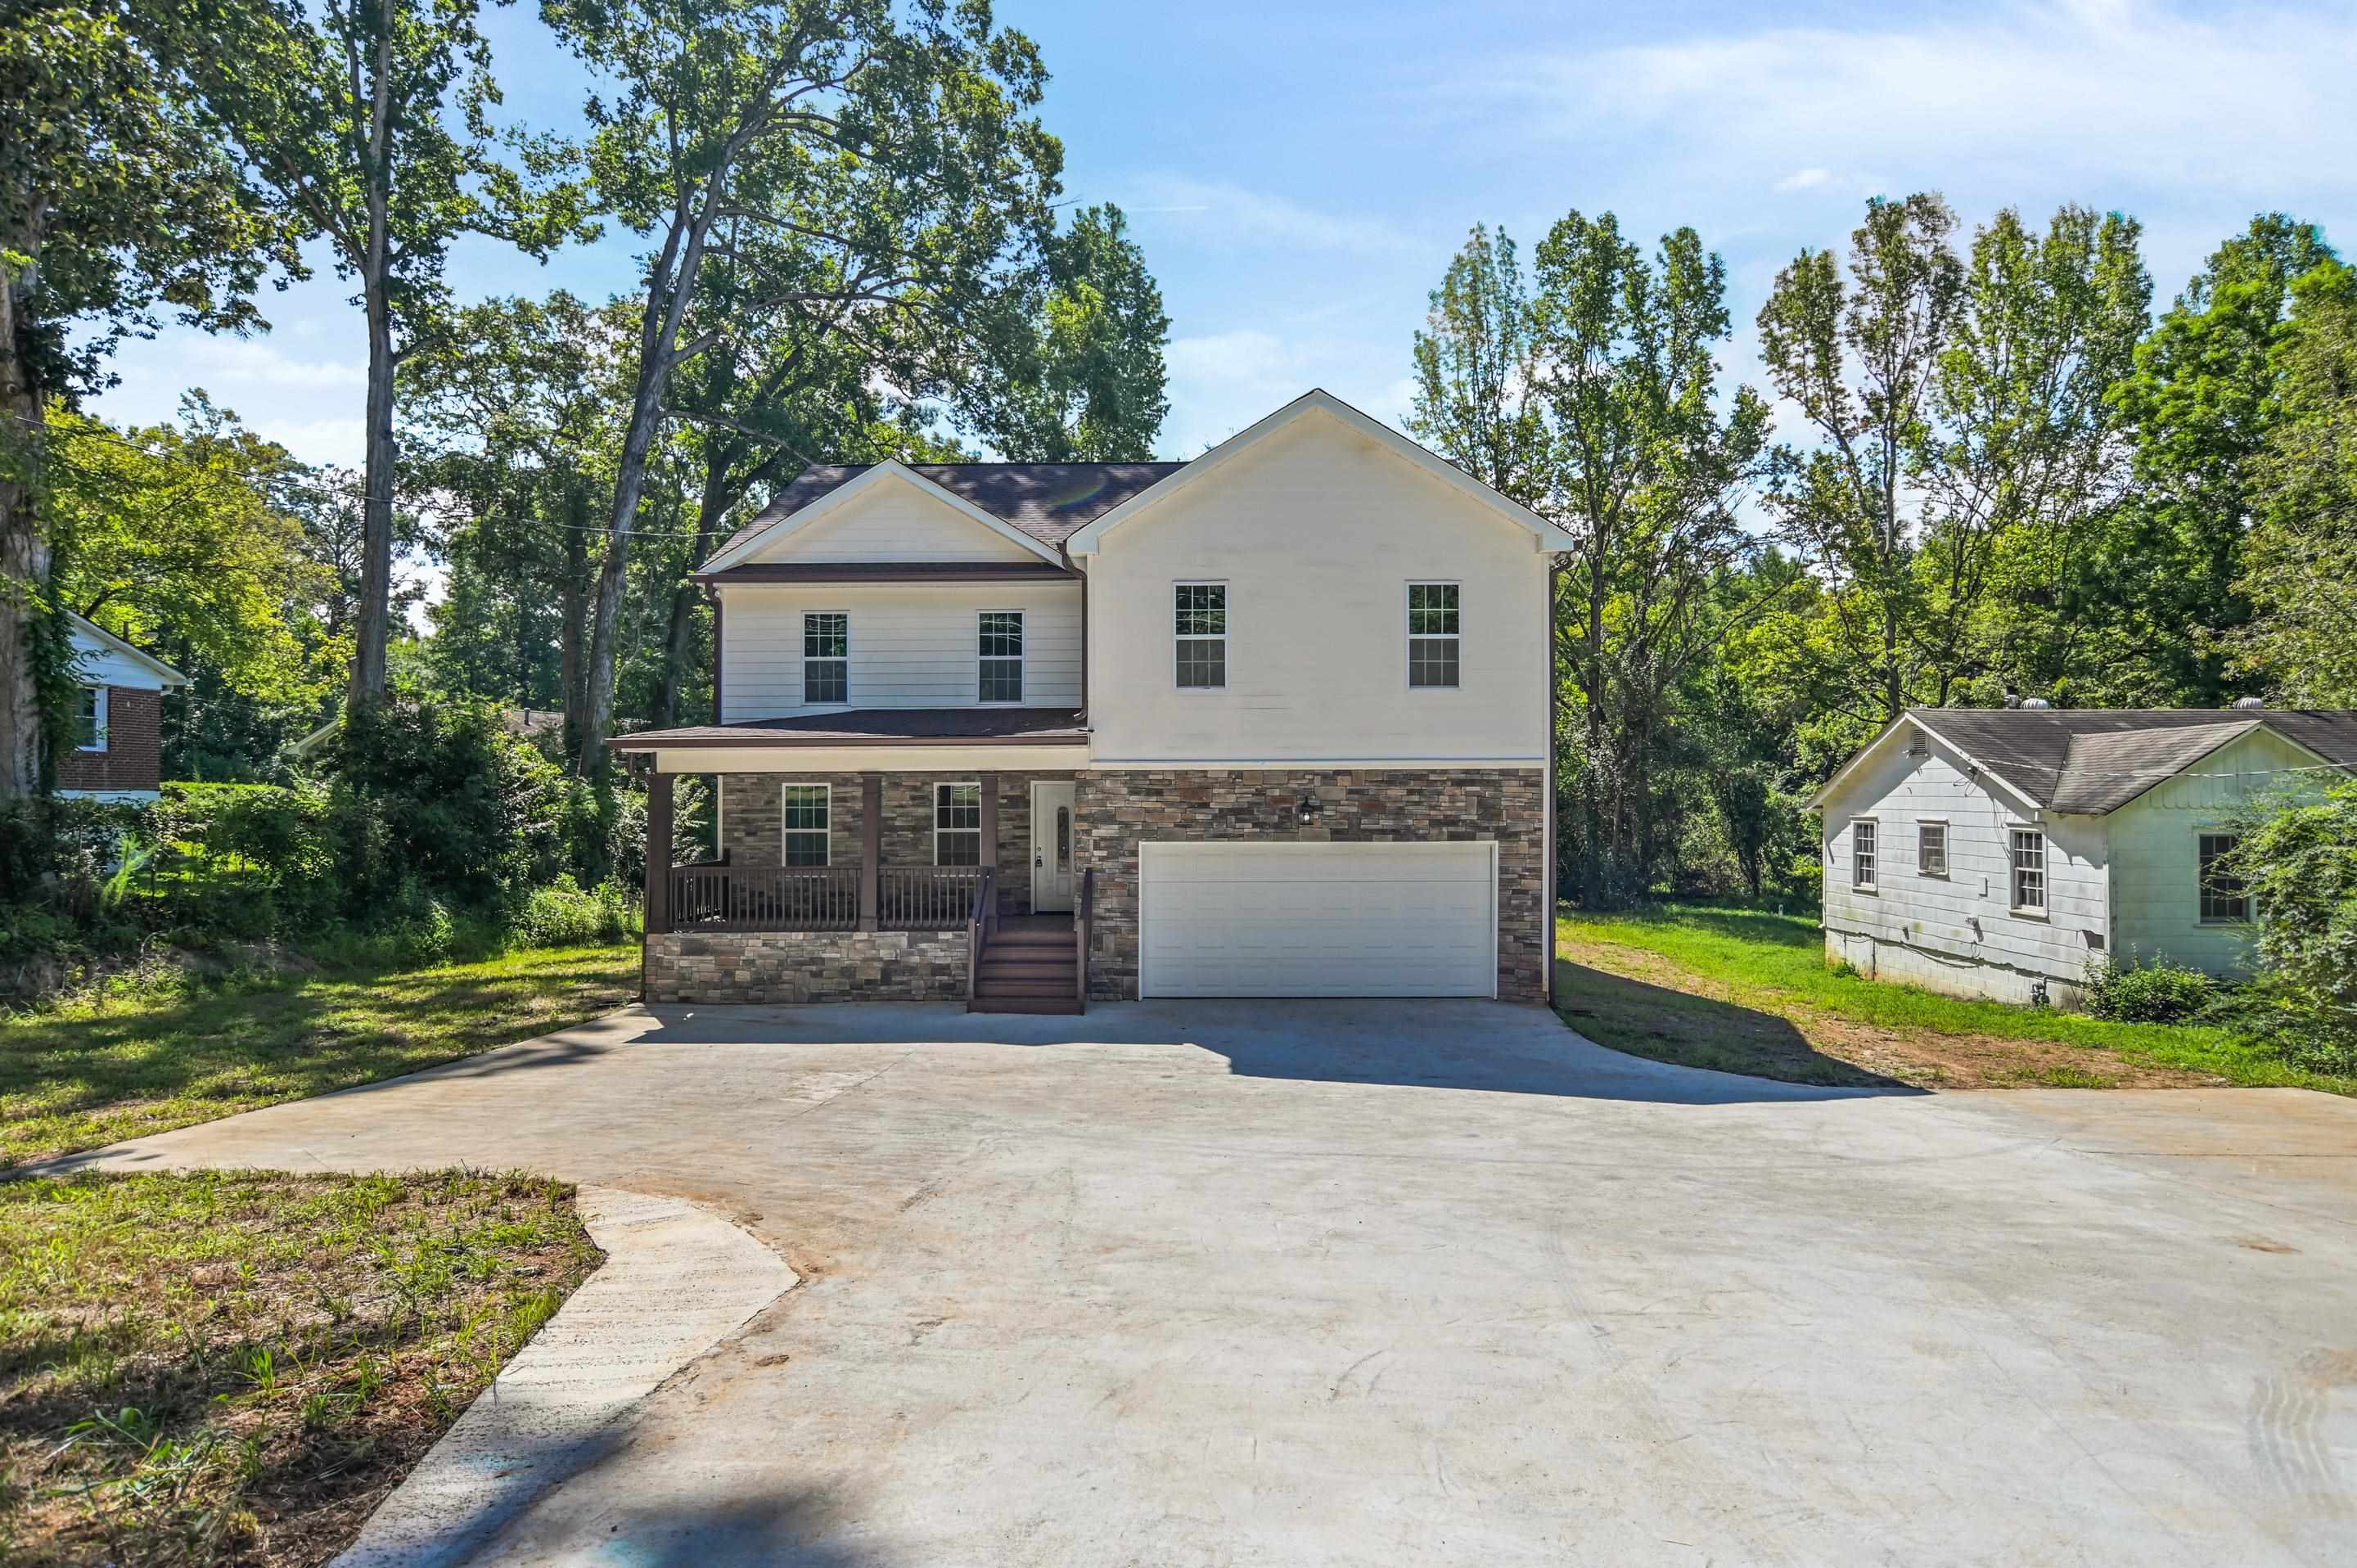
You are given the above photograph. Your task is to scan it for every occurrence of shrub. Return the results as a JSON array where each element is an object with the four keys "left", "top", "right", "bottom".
[
  {"left": 2221, "top": 781, "right": 2357, "bottom": 1074},
  {"left": 512, "top": 876, "right": 636, "bottom": 948},
  {"left": 2083, "top": 957, "right": 2215, "bottom": 1024}
]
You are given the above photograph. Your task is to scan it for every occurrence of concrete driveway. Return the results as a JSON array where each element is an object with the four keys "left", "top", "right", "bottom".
[{"left": 68, "top": 1000, "right": 2357, "bottom": 1566}]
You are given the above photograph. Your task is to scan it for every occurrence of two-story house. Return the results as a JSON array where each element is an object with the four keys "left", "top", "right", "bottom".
[{"left": 612, "top": 390, "right": 1573, "bottom": 1012}]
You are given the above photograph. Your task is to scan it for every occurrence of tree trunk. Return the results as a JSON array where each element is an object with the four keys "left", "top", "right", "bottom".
[
  {"left": 345, "top": 14, "right": 399, "bottom": 711},
  {"left": 559, "top": 481, "right": 588, "bottom": 763},
  {"left": 656, "top": 455, "right": 731, "bottom": 728},
  {"left": 0, "top": 258, "right": 49, "bottom": 801},
  {"left": 1580, "top": 570, "right": 1608, "bottom": 909}
]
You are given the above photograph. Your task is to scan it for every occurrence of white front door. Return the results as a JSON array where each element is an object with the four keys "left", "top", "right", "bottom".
[{"left": 1030, "top": 781, "right": 1077, "bottom": 912}]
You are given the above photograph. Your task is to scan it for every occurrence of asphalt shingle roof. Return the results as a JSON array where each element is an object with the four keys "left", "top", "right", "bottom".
[
  {"left": 1909, "top": 707, "right": 2357, "bottom": 813},
  {"left": 709, "top": 462, "right": 1188, "bottom": 567}
]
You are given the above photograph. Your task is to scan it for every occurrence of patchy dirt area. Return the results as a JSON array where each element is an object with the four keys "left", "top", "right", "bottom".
[{"left": 1555, "top": 937, "right": 2224, "bottom": 1091}]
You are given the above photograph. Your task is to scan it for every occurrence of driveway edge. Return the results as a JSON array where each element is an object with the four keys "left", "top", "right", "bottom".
[{"left": 331, "top": 1186, "right": 798, "bottom": 1568}]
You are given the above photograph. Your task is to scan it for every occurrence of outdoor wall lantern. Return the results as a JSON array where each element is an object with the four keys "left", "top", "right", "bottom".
[{"left": 1296, "top": 795, "right": 1323, "bottom": 827}]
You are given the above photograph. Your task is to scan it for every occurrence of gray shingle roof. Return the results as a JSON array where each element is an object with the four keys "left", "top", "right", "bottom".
[
  {"left": 710, "top": 462, "right": 1188, "bottom": 566},
  {"left": 1908, "top": 707, "right": 2357, "bottom": 813}
]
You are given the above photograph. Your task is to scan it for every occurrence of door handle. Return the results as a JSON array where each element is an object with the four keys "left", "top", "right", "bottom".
[{"left": 1034, "top": 854, "right": 1043, "bottom": 867}]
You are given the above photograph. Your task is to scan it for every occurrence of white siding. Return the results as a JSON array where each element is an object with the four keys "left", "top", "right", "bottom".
[
  {"left": 1081, "top": 412, "right": 1548, "bottom": 764},
  {"left": 2110, "top": 726, "right": 2331, "bottom": 976},
  {"left": 1819, "top": 721, "right": 2110, "bottom": 1004},
  {"left": 719, "top": 581, "right": 1081, "bottom": 719},
  {"left": 749, "top": 477, "right": 1043, "bottom": 564},
  {"left": 69, "top": 629, "right": 172, "bottom": 691}
]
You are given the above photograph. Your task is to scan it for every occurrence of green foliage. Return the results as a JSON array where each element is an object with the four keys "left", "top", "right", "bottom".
[
  {"left": 2224, "top": 782, "right": 2357, "bottom": 1073},
  {"left": 2083, "top": 957, "right": 2217, "bottom": 1025}
]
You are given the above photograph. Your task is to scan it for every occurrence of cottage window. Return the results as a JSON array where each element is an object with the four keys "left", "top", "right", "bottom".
[
  {"left": 2198, "top": 833, "right": 2248, "bottom": 922},
  {"left": 1918, "top": 822, "right": 1948, "bottom": 877},
  {"left": 780, "top": 784, "right": 830, "bottom": 867},
  {"left": 76, "top": 686, "right": 107, "bottom": 751},
  {"left": 979, "top": 611, "right": 1024, "bottom": 703},
  {"left": 803, "top": 613, "right": 849, "bottom": 705},
  {"left": 2009, "top": 829, "right": 2047, "bottom": 912},
  {"left": 934, "top": 782, "right": 982, "bottom": 866},
  {"left": 1174, "top": 583, "right": 1226, "bottom": 689},
  {"left": 1408, "top": 583, "right": 1460, "bottom": 688},
  {"left": 1851, "top": 820, "right": 1877, "bottom": 889}
]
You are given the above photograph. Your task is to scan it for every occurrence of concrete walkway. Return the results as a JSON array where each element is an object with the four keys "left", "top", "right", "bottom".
[{"left": 63, "top": 1000, "right": 2357, "bottom": 1566}]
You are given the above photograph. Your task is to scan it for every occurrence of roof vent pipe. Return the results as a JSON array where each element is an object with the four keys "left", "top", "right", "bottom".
[
  {"left": 2232, "top": 696, "right": 2267, "bottom": 710},
  {"left": 2020, "top": 697, "right": 2052, "bottom": 709}
]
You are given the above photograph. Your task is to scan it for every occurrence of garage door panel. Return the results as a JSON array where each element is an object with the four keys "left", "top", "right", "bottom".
[{"left": 1139, "top": 842, "right": 1494, "bottom": 998}]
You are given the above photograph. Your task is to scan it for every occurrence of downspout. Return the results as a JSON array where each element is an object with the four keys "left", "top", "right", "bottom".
[
  {"left": 1544, "top": 553, "right": 1559, "bottom": 1007},
  {"left": 1075, "top": 556, "right": 1088, "bottom": 728}
]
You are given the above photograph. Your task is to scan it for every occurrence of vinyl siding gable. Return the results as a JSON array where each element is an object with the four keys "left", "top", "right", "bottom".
[
  {"left": 743, "top": 474, "right": 1046, "bottom": 565},
  {"left": 718, "top": 581, "right": 1081, "bottom": 719}
]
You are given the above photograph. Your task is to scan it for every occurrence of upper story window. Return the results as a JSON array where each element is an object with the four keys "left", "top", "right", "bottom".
[
  {"left": 1918, "top": 822, "right": 1948, "bottom": 877},
  {"left": 935, "top": 782, "right": 982, "bottom": 865},
  {"left": 979, "top": 611, "right": 1024, "bottom": 703},
  {"left": 1851, "top": 820, "right": 1877, "bottom": 889},
  {"left": 1408, "top": 583, "right": 1460, "bottom": 688},
  {"left": 1174, "top": 583, "right": 1226, "bottom": 689},
  {"left": 75, "top": 687, "right": 107, "bottom": 751},
  {"left": 803, "top": 612, "right": 848, "bottom": 705},
  {"left": 2009, "top": 828, "right": 2046, "bottom": 912},
  {"left": 781, "top": 784, "right": 830, "bottom": 866},
  {"left": 2198, "top": 832, "right": 2248, "bottom": 922}
]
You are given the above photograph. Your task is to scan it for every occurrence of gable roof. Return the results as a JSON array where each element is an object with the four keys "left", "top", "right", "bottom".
[
  {"left": 1814, "top": 707, "right": 2357, "bottom": 815},
  {"left": 66, "top": 612, "right": 187, "bottom": 687},
  {"left": 703, "top": 460, "right": 1185, "bottom": 575},
  {"left": 1061, "top": 389, "right": 1579, "bottom": 556}
]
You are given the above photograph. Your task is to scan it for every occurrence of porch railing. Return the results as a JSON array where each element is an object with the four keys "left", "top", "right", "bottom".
[
  {"left": 663, "top": 863, "right": 987, "bottom": 934},
  {"left": 670, "top": 865, "right": 859, "bottom": 932},
  {"left": 881, "top": 865, "right": 989, "bottom": 930}
]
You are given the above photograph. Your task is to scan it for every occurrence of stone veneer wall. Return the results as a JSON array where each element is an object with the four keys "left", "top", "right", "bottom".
[
  {"left": 1072, "top": 768, "right": 1548, "bottom": 1003},
  {"left": 643, "top": 930, "right": 967, "bottom": 1004},
  {"left": 717, "top": 772, "right": 1065, "bottom": 915}
]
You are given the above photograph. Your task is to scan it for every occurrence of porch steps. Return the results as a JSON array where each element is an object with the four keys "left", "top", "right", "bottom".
[{"left": 971, "top": 922, "right": 1082, "bottom": 1014}]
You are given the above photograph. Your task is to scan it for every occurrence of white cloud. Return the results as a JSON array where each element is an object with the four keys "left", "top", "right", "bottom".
[
  {"left": 1485, "top": 1, "right": 2357, "bottom": 200},
  {"left": 1124, "top": 175, "right": 1420, "bottom": 257},
  {"left": 1160, "top": 331, "right": 1419, "bottom": 458},
  {"left": 1773, "top": 168, "right": 1832, "bottom": 193},
  {"left": 196, "top": 340, "right": 368, "bottom": 390}
]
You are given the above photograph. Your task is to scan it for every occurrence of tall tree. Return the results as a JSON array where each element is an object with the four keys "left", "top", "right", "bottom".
[
  {"left": 1410, "top": 224, "right": 1551, "bottom": 507},
  {"left": 151, "top": 0, "right": 588, "bottom": 710},
  {"left": 0, "top": 0, "right": 286, "bottom": 799},
  {"left": 544, "top": 0, "right": 1063, "bottom": 773},
  {"left": 1756, "top": 193, "right": 1964, "bottom": 728}
]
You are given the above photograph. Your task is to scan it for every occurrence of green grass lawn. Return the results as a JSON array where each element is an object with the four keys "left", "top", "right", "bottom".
[
  {"left": 0, "top": 1169, "right": 599, "bottom": 1566},
  {"left": 1, "top": 945, "right": 639, "bottom": 1169},
  {"left": 1556, "top": 903, "right": 2350, "bottom": 1093}
]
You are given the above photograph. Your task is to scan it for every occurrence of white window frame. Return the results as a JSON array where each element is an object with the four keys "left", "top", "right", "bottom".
[
  {"left": 802, "top": 611, "right": 850, "bottom": 706},
  {"left": 977, "top": 609, "right": 1025, "bottom": 705},
  {"left": 1916, "top": 819, "right": 1949, "bottom": 878},
  {"left": 1174, "top": 580, "right": 1227, "bottom": 691},
  {"left": 1406, "top": 581, "right": 1462, "bottom": 690},
  {"left": 2009, "top": 828, "right": 2047, "bottom": 916},
  {"left": 779, "top": 782, "right": 831, "bottom": 867},
  {"left": 76, "top": 685, "right": 108, "bottom": 752},
  {"left": 933, "top": 781, "right": 983, "bottom": 867},
  {"left": 2196, "top": 830, "right": 2249, "bottom": 924},
  {"left": 1850, "top": 818, "right": 1877, "bottom": 891}
]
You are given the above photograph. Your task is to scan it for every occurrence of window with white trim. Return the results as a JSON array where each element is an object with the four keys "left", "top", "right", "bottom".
[
  {"left": 803, "top": 612, "right": 848, "bottom": 705},
  {"left": 1918, "top": 822, "right": 1948, "bottom": 877},
  {"left": 1174, "top": 583, "right": 1226, "bottom": 688},
  {"left": 780, "top": 784, "right": 830, "bottom": 866},
  {"left": 1851, "top": 820, "right": 1877, "bottom": 889},
  {"left": 978, "top": 611, "right": 1024, "bottom": 703},
  {"left": 934, "top": 782, "right": 982, "bottom": 866},
  {"left": 1408, "top": 583, "right": 1460, "bottom": 688},
  {"left": 2198, "top": 833, "right": 2248, "bottom": 922},
  {"left": 2009, "top": 829, "right": 2046, "bottom": 912},
  {"left": 75, "top": 686, "right": 107, "bottom": 751}
]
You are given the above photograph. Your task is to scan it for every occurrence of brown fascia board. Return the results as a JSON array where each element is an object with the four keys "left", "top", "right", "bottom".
[
  {"left": 608, "top": 730, "right": 1087, "bottom": 751},
  {"left": 695, "top": 561, "right": 1079, "bottom": 584}
]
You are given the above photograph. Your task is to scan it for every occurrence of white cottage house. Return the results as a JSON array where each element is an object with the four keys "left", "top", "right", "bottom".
[{"left": 1810, "top": 706, "right": 2357, "bottom": 1007}]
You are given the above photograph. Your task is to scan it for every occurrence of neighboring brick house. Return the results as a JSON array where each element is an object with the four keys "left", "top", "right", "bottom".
[
  {"left": 58, "top": 613, "right": 186, "bottom": 803},
  {"left": 613, "top": 390, "right": 1574, "bottom": 1012}
]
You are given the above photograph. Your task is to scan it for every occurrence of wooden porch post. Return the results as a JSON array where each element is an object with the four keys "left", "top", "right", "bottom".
[
  {"left": 645, "top": 771, "right": 674, "bottom": 935},
  {"left": 979, "top": 771, "right": 998, "bottom": 881},
  {"left": 859, "top": 773, "right": 881, "bottom": 930}
]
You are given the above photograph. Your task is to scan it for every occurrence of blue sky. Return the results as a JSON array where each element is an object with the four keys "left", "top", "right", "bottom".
[{"left": 94, "top": 0, "right": 2357, "bottom": 469}]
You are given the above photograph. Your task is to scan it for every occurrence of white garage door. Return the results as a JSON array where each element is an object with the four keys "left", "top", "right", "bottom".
[{"left": 1138, "top": 840, "right": 1497, "bottom": 998}]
